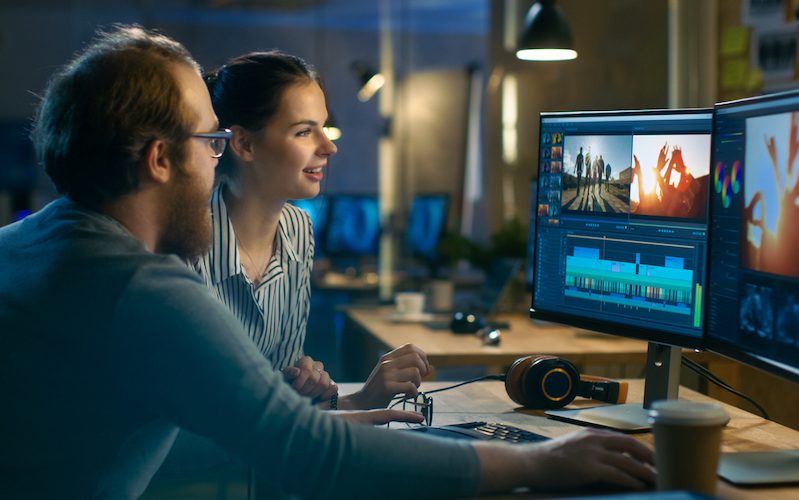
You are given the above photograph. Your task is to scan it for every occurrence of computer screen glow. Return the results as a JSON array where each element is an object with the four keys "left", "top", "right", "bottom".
[
  {"left": 530, "top": 109, "right": 713, "bottom": 347},
  {"left": 707, "top": 90, "right": 799, "bottom": 382}
]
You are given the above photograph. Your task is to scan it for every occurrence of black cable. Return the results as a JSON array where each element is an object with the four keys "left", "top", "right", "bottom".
[
  {"left": 681, "top": 357, "right": 769, "bottom": 420},
  {"left": 390, "top": 374, "right": 506, "bottom": 401},
  {"left": 424, "top": 374, "right": 506, "bottom": 395}
]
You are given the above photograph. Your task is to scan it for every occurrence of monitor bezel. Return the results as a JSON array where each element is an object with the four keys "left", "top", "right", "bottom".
[
  {"left": 529, "top": 107, "right": 713, "bottom": 351},
  {"left": 704, "top": 89, "right": 799, "bottom": 385},
  {"left": 322, "top": 193, "right": 381, "bottom": 257}
]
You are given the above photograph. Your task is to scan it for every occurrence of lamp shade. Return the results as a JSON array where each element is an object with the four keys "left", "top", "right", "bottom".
[
  {"left": 516, "top": 0, "right": 577, "bottom": 61},
  {"left": 350, "top": 62, "right": 385, "bottom": 102}
]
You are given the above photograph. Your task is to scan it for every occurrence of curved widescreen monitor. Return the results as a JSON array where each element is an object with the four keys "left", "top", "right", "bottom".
[
  {"left": 405, "top": 194, "right": 449, "bottom": 261},
  {"left": 324, "top": 194, "right": 380, "bottom": 257},
  {"left": 530, "top": 109, "right": 713, "bottom": 349},
  {"left": 707, "top": 90, "right": 799, "bottom": 384}
]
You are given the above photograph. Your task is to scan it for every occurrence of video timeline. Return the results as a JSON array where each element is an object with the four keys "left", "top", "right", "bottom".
[{"left": 563, "top": 234, "right": 702, "bottom": 329}]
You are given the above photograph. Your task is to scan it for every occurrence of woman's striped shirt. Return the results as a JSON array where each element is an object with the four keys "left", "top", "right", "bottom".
[{"left": 194, "top": 183, "right": 314, "bottom": 370}]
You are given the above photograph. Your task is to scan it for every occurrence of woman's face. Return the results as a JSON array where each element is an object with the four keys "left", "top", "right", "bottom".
[{"left": 245, "top": 80, "right": 337, "bottom": 202}]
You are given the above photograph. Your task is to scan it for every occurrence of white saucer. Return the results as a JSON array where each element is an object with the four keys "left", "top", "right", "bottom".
[{"left": 385, "top": 312, "right": 435, "bottom": 323}]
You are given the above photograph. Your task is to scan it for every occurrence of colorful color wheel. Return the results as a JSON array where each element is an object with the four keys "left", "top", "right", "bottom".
[
  {"left": 714, "top": 161, "right": 725, "bottom": 193},
  {"left": 731, "top": 160, "right": 741, "bottom": 194},
  {"left": 722, "top": 176, "right": 732, "bottom": 209}
]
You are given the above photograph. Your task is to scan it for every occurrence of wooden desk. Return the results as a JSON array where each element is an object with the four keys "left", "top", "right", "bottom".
[
  {"left": 342, "top": 306, "right": 724, "bottom": 381},
  {"left": 337, "top": 379, "right": 799, "bottom": 499}
]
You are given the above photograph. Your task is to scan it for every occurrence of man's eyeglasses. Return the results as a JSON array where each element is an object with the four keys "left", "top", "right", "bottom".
[
  {"left": 191, "top": 129, "right": 232, "bottom": 158},
  {"left": 388, "top": 392, "right": 433, "bottom": 428}
]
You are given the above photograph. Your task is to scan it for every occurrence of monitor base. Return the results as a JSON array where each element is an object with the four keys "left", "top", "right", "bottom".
[
  {"left": 718, "top": 450, "right": 799, "bottom": 485},
  {"left": 545, "top": 403, "right": 651, "bottom": 433}
]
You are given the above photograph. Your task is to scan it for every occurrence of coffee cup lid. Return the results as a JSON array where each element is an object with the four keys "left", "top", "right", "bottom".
[{"left": 648, "top": 400, "right": 730, "bottom": 427}]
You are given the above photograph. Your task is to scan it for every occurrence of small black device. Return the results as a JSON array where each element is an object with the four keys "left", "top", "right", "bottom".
[
  {"left": 406, "top": 421, "right": 549, "bottom": 444},
  {"left": 449, "top": 311, "right": 485, "bottom": 333}
]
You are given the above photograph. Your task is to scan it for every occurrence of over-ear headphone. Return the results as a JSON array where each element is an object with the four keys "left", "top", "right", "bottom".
[{"left": 504, "top": 355, "right": 628, "bottom": 409}]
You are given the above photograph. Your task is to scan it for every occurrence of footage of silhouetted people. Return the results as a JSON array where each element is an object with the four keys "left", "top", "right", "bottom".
[{"left": 561, "top": 136, "right": 631, "bottom": 213}]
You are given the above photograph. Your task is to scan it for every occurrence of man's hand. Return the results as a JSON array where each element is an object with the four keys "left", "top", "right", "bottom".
[
  {"left": 329, "top": 409, "right": 425, "bottom": 426},
  {"left": 340, "top": 344, "right": 432, "bottom": 410},
  {"left": 282, "top": 356, "right": 337, "bottom": 401},
  {"left": 476, "top": 428, "right": 656, "bottom": 493}
]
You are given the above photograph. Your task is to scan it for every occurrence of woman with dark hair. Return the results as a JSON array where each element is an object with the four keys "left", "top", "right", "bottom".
[{"left": 199, "top": 51, "right": 430, "bottom": 411}]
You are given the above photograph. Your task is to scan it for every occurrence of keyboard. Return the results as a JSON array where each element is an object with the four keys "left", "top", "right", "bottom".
[{"left": 405, "top": 421, "right": 549, "bottom": 443}]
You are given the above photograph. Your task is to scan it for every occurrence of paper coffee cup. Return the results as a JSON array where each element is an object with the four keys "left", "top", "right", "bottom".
[
  {"left": 427, "top": 279, "right": 454, "bottom": 312},
  {"left": 395, "top": 292, "right": 425, "bottom": 316},
  {"left": 649, "top": 400, "right": 729, "bottom": 495}
]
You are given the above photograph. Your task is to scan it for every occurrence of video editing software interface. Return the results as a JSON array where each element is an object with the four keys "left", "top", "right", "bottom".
[
  {"left": 532, "top": 110, "right": 713, "bottom": 343},
  {"left": 708, "top": 92, "right": 799, "bottom": 380}
]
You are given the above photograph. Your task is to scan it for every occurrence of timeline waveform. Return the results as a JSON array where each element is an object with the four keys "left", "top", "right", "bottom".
[{"left": 565, "top": 246, "right": 694, "bottom": 315}]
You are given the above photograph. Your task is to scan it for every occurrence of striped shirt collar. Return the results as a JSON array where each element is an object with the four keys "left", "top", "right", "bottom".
[{"left": 208, "top": 183, "right": 300, "bottom": 285}]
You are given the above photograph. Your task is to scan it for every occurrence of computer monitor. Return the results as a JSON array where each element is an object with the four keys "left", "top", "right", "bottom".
[
  {"left": 0, "top": 120, "right": 36, "bottom": 192},
  {"left": 707, "top": 89, "right": 799, "bottom": 484},
  {"left": 324, "top": 194, "right": 380, "bottom": 257},
  {"left": 525, "top": 179, "right": 538, "bottom": 290},
  {"left": 289, "top": 195, "right": 329, "bottom": 257},
  {"left": 405, "top": 194, "right": 449, "bottom": 262},
  {"left": 530, "top": 108, "right": 713, "bottom": 431}
]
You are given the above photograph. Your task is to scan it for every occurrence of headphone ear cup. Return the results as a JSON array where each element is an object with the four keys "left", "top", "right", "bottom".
[
  {"left": 506, "top": 356, "right": 581, "bottom": 409},
  {"left": 524, "top": 357, "right": 580, "bottom": 409},
  {"left": 505, "top": 356, "right": 534, "bottom": 406}
]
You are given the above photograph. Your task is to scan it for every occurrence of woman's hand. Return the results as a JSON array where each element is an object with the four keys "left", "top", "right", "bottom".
[
  {"left": 339, "top": 344, "right": 432, "bottom": 410},
  {"left": 282, "top": 355, "right": 337, "bottom": 401}
]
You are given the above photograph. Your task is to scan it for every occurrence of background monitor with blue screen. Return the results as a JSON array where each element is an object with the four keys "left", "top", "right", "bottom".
[
  {"left": 525, "top": 179, "right": 537, "bottom": 290},
  {"left": 0, "top": 120, "right": 36, "bottom": 225},
  {"left": 530, "top": 108, "right": 713, "bottom": 430},
  {"left": 708, "top": 90, "right": 799, "bottom": 484},
  {"left": 0, "top": 120, "right": 36, "bottom": 192},
  {"left": 289, "top": 196, "right": 329, "bottom": 257},
  {"left": 324, "top": 194, "right": 380, "bottom": 257},
  {"left": 405, "top": 194, "right": 449, "bottom": 262}
]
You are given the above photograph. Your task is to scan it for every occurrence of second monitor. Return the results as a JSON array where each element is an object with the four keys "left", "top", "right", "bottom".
[
  {"left": 530, "top": 108, "right": 714, "bottom": 430},
  {"left": 405, "top": 193, "right": 449, "bottom": 263},
  {"left": 324, "top": 194, "right": 381, "bottom": 258}
]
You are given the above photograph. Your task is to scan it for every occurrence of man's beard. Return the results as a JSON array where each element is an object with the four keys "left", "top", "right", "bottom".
[{"left": 158, "top": 168, "right": 212, "bottom": 260}]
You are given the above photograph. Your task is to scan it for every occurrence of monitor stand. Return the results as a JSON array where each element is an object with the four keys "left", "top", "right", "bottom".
[
  {"left": 545, "top": 342, "right": 680, "bottom": 433},
  {"left": 718, "top": 450, "right": 799, "bottom": 485}
]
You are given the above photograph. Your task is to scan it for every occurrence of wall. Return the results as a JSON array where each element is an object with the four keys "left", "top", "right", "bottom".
[
  {"left": 485, "top": 0, "right": 670, "bottom": 236},
  {"left": 0, "top": 2, "right": 485, "bottom": 215}
]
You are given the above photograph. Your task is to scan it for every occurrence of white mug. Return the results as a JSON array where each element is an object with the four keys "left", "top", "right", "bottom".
[{"left": 395, "top": 292, "right": 426, "bottom": 316}]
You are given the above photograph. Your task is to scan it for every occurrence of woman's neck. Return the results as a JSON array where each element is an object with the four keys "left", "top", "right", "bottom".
[{"left": 223, "top": 180, "right": 284, "bottom": 277}]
